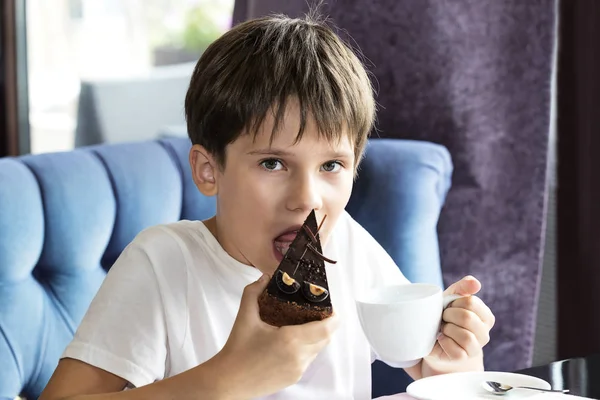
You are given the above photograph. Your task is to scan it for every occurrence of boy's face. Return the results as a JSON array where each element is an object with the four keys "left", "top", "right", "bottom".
[{"left": 191, "top": 101, "right": 356, "bottom": 275}]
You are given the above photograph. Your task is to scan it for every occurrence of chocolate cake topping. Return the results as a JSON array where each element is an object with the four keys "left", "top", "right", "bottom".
[
  {"left": 306, "top": 242, "right": 337, "bottom": 264},
  {"left": 302, "top": 224, "right": 318, "bottom": 244},
  {"left": 258, "top": 210, "right": 336, "bottom": 326}
]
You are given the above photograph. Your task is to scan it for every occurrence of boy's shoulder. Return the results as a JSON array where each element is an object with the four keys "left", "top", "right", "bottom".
[
  {"left": 332, "top": 210, "right": 377, "bottom": 246},
  {"left": 126, "top": 220, "right": 211, "bottom": 265},
  {"left": 132, "top": 220, "right": 205, "bottom": 247}
]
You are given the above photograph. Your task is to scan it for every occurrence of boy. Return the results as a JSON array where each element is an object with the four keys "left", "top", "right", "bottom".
[{"left": 41, "top": 13, "right": 495, "bottom": 400}]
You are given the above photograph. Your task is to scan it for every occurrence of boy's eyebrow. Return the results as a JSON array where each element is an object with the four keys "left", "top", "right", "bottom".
[
  {"left": 247, "top": 148, "right": 354, "bottom": 159},
  {"left": 247, "top": 148, "right": 294, "bottom": 157}
]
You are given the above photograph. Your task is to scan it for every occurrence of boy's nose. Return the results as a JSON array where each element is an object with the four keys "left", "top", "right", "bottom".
[{"left": 286, "top": 176, "right": 323, "bottom": 213}]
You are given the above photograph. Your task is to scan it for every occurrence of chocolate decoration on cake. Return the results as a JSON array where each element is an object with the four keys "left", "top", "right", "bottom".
[
  {"left": 275, "top": 270, "right": 301, "bottom": 294},
  {"left": 258, "top": 210, "right": 336, "bottom": 326}
]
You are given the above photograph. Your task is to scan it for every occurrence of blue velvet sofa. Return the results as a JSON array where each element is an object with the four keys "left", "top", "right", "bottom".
[{"left": 0, "top": 137, "right": 452, "bottom": 399}]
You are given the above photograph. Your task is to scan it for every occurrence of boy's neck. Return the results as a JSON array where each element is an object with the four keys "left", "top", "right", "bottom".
[{"left": 202, "top": 216, "right": 219, "bottom": 241}]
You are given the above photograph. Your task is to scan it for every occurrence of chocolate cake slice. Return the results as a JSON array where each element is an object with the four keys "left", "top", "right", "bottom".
[{"left": 258, "top": 210, "right": 336, "bottom": 327}]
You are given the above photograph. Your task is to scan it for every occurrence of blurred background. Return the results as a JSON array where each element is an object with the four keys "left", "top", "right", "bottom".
[{"left": 26, "top": 0, "right": 233, "bottom": 154}]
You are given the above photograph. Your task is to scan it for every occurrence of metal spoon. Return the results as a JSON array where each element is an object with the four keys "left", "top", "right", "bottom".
[{"left": 482, "top": 381, "right": 570, "bottom": 395}]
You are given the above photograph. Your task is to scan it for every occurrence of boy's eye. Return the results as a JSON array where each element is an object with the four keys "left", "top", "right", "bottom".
[
  {"left": 260, "top": 159, "right": 284, "bottom": 171},
  {"left": 321, "top": 161, "right": 342, "bottom": 173}
]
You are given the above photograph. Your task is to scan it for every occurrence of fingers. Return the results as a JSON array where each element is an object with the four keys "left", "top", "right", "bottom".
[
  {"left": 282, "top": 313, "right": 340, "bottom": 345},
  {"left": 438, "top": 323, "right": 481, "bottom": 360},
  {"left": 241, "top": 274, "right": 270, "bottom": 304},
  {"left": 236, "top": 274, "right": 271, "bottom": 324},
  {"left": 442, "top": 308, "right": 490, "bottom": 347},
  {"left": 444, "top": 275, "right": 481, "bottom": 296},
  {"left": 439, "top": 293, "right": 495, "bottom": 361},
  {"left": 448, "top": 295, "right": 496, "bottom": 329}
]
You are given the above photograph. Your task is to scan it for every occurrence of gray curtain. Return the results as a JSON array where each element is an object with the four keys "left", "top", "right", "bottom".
[{"left": 233, "top": 0, "right": 556, "bottom": 373}]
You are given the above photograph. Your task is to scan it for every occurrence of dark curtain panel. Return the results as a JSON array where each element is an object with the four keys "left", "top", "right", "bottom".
[
  {"left": 556, "top": 0, "right": 600, "bottom": 360},
  {"left": 233, "top": 0, "right": 556, "bottom": 375},
  {"left": 0, "top": 0, "right": 29, "bottom": 157}
]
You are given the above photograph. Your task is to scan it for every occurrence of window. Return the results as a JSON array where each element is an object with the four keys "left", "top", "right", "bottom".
[{"left": 27, "top": 0, "right": 234, "bottom": 153}]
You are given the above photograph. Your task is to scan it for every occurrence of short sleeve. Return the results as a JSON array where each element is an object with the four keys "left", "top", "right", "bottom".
[
  {"left": 345, "top": 211, "right": 410, "bottom": 289},
  {"left": 356, "top": 226, "right": 410, "bottom": 364},
  {"left": 336, "top": 212, "right": 410, "bottom": 364},
  {"left": 364, "top": 245, "right": 411, "bottom": 366},
  {"left": 61, "top": 238, "right": 167, "bottom": 388},
  {"left": 367, "top": 236, "right": 410, "bottom": 287}
]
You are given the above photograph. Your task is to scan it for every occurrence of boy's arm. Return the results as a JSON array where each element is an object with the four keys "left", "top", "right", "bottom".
[
  {"left": 402, "top": 353, "right": 484, "bottom": 381},
  {"left": 403, "top": 360, "right": 424, "bottom": 381},
  {"left": 40, "top": 275, "right": 339, "bottom": 400},
  {"left": 40, "top": 357, "right": 230, "bottom": 400},
  {"left": 40, "top": 359, "right": 127, "bottom": 397}
]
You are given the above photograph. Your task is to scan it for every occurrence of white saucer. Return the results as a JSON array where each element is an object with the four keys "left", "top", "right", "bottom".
[{"left": 406, "top": 371, "right": 552, "bottom": 400}]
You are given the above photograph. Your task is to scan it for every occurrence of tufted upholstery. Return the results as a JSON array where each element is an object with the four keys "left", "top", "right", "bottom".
[{"left": 0, "top": 137, "right": 452, "bottom": 399}]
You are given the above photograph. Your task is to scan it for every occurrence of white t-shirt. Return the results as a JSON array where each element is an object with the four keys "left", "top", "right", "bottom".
[{"left": 62, "top": 210, "right": 408, "bottom": 399}]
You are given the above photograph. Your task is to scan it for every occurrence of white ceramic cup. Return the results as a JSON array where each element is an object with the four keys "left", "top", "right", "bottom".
[{"left": 355, "top": 283, "right": 464, "bottom": 368}]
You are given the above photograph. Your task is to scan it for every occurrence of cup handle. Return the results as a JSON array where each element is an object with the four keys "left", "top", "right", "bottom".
[{"left": 443, "top": 294, "right": 467, "bottom": 309}]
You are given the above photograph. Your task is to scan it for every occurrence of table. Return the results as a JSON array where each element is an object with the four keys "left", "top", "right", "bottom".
[
  {"left": 517, "top": 353, "right": 600, "bottom": 398},
  {"left": 376, "top": 353, "right": 600, "bottom": 399}
]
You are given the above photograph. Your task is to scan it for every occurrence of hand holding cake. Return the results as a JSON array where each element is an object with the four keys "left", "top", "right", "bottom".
[{"left": 212, "top": 265, "right": 339, "bottom": 399}]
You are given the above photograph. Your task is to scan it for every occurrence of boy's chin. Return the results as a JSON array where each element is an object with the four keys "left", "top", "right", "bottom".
[
  {"left": 259, "top": 263, "right": 280, "bottom": 277},
  {"left": 261, "top": 249, "right": 284, "bottom": 274}
]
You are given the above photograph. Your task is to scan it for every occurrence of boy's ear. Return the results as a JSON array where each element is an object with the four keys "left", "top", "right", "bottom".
[{"left": 189, "top": 144, "right": 218, "bottom": 196}]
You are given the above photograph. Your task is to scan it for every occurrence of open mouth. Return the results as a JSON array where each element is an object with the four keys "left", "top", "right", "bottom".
[
  {"left": 272, "top": 227, "right": 301, "bottom": 262},
  {"left": 273, "top": 241, "right": 292, "bottom": 257}
]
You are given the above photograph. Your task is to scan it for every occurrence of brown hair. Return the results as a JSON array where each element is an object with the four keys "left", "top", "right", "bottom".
[{"left": 184, "top": 13, "right": 375, "bottom": 168}]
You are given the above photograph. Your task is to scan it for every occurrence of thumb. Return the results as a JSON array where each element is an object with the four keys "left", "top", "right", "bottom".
[
  {"left": 444, "top": 275, "right": 481, "bottom": 296},
  {"left": 240, "top": 273, "right": 271, "bottom": 311}
]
